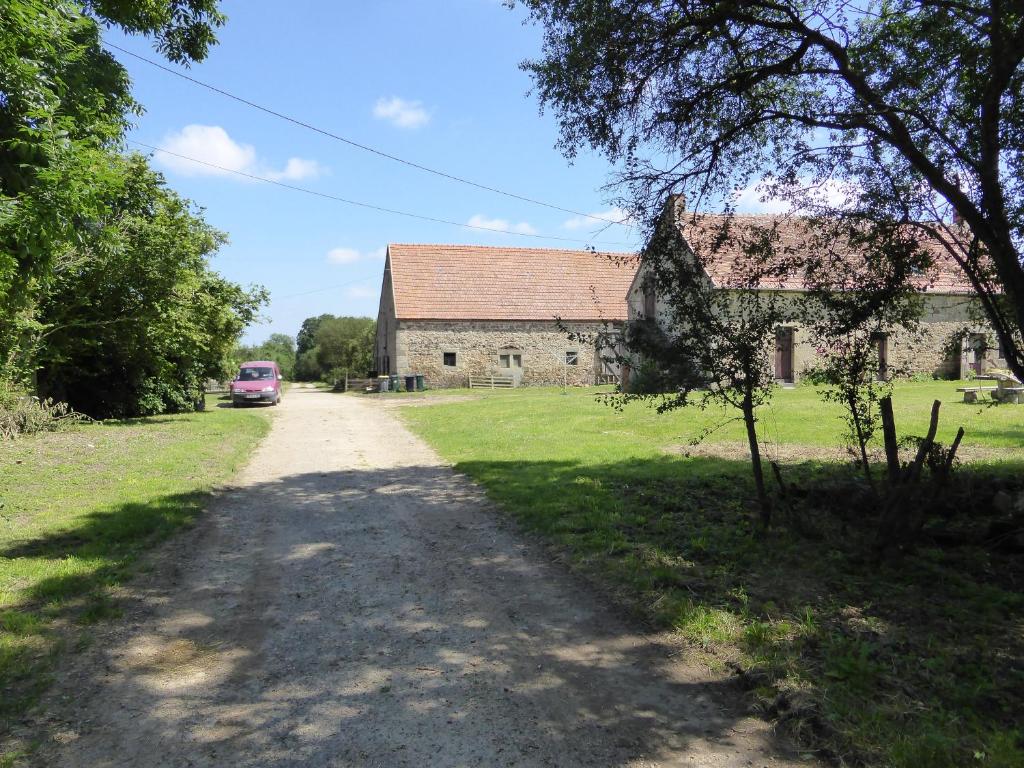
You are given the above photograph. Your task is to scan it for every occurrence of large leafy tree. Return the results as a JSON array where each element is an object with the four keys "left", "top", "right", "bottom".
[
  {"left": 235, "top": 333, "right": 297, "bottom": 380},
  {"left": 315, "top": 317, "right": 376, "bottom": 380},
  {"left": 34, "top": 156, "right": 265, "bottom": 417},
  {"left": 518, "top": 0, "right": 1024, "bottom": 379},
  {"left": 0, "top": 0, "right": 224, "bottom": 382}
]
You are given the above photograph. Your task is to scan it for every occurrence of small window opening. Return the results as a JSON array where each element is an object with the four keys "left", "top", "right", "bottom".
[
  {"left": 512, "top": 354, "right": 522, "bottom": 368},
  {"left": 566, "top": 351, "right": 579, "bottom": 366},
  {"left": 643, "top": 280, "right": 656, "bottom": 318},
  {"left": 443, "top": 352, "right": 457, "bottom": 367},
  {"left": 499, "top": 354, "right": 510, "bottom": 368}
]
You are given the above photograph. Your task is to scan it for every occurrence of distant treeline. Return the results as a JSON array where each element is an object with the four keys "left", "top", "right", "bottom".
[{"left": 235, "top": 315, "right": 375, "bottom": 385}]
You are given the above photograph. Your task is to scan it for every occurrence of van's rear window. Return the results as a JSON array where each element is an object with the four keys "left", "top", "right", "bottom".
[{"left": 238, "top": 367, "right": 275, "bottom": 381}]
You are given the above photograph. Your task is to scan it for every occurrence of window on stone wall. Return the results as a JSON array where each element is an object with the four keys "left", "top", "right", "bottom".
[
  {"left": 643, "top": 281, "right": 656, "bottom": 318},
  {"left": 566, "top": 351, "right": 578, "bottom": 366},
  {"left": 512, "top": 354, "right": 522, "bottom": 368},
  {"left": 443, "top": 352, "right": 457, "bottom": 367},
  {"left": 499, "top": 354, "right": 510, "bottom": 368}
]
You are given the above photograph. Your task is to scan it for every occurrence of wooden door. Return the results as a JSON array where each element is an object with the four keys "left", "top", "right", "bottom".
[
  {"left": 970, "top": 333, "right": 986, "bottom": 375},
  {"left": 775, "top": 327, "right": 794, "bottom": 382}
]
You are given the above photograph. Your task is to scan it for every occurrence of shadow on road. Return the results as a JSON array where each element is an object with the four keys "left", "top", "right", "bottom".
[{"left": 2, "top": 459, "right": 809, "bottom": 766}]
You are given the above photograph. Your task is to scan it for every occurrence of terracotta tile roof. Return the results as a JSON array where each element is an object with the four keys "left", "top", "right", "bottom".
[
  {"left": 387, "top": 244, "right": 638, "bottom": 321},
  {"left": 676, "top": 213, "right": 975, "bottom": 294}
]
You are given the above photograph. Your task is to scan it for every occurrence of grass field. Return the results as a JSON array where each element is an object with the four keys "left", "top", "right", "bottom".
[
  {"left": 402, "top": 381, "right": 1024, "bottom": 767},
  {"left": 0, "top": 397, "right": 270, "bottom": 744}
]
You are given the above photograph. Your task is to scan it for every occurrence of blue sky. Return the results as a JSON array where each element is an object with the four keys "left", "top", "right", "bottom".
[{"left": 107, "top": 0, "right": 651, "bottom": 344}]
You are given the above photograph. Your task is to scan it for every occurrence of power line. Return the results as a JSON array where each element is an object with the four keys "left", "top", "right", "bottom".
[
  {"left": 275, "top": 276, "right": 376, "bottom": 300},
  {"left": 129, "top": 140, "right": 634, "bottom": 246},
  {"left": 104, "top": 40, "right": 632, "bottom": 229}
]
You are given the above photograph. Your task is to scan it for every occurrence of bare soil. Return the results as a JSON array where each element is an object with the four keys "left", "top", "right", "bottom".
[
  {"left": 665, "top": 440, "right": 1016, "bottom": 464},
  {"left": 21, "top": 386, "right": 815, "bottom": 767}
]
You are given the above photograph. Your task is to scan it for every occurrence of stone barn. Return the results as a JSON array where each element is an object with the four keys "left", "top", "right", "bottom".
[
  {"left": 374, "top": 244, "right": 638, "bottom": 387},
  {"left": 628, "top": 200, "right": 1010, "bottom": 383}
]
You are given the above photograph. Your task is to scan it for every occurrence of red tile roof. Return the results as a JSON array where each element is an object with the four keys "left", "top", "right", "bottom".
[
  {"left": 387, "top": 244, "right": 638, "bottom": 321},
  {"left": 676, "top": 213, "right": 975, "bottom": 294}
]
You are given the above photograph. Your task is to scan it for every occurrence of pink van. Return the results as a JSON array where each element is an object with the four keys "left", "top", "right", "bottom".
[{"left": 230, "top": 360, "right": 283, "bottom": 406}]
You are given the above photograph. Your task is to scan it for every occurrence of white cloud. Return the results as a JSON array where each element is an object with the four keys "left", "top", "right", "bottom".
[
  {"left": 732, "top": 182, "right": 793, "bottom": 214},
  {"left": 372, "top": 96, "right": 431, "bottom": 129},
  {"left": 467, "top": 214, "right": 537, "bottom": 236},
  {"left": 562, "top": 207, "right": 634, "bottom": 231},
  {"left": 326, "top": 246, "right": 387, "bottom": 265},
  {"left": 157, "top": 125, "right": 256, "bottom": 177},
  {"left": 265, "top": 157, "right": 326, "bottom": 181},
  {"left": 155, "top": 124, "right": 324, "bottom": 181},
  {"left": 733, "top": 178, "right": 858, "bottom": 214}
]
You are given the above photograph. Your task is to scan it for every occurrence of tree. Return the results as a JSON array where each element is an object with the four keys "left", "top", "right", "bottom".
[
  {"left": 518, "top": 0, "right": 1024, "bottom": 380},
  {"left": 0, "top": 0, "right": 224, "bottom": 384},
  {"left": 620, "top": 212, "right": 791, "bottom": 526},
  {"left": 314, "top": 317, "right": 376, "bottom": 381},
  {"left": 798, "top": 217, "right": 926, "bottom": 487},
  {"left": 236, "top": 333, "right": 296, "bottom": 380},
  {"left": 34, "top": 156, "right": 265, "bottom": 417},
  {"left": 296, "top": 314, "right": 335, "bottom": 357}
]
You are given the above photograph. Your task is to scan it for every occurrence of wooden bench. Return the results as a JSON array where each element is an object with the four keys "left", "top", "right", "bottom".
[{"left": 957, "top": 386, "right": 997, "bottom": 403}]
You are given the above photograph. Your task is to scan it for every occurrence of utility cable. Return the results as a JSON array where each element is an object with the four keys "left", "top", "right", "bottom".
[
  {"left": 276, "top": 276, "right": 377, "bottom": 301},
  {"left": 105, "top": 41, "right": 631, "bottom": 229},
  {"left": 130, "top": 140, "right": 633, "bottom": 246}
]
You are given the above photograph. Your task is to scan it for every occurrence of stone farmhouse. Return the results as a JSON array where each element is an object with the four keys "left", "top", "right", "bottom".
[
  {"left": 374, "top": 244, "right": 637, "bottom": 387},
  {"left": 627, "top": 200, "right": 1009, "bottom": 383}
]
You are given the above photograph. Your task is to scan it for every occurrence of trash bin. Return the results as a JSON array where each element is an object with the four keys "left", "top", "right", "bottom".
[
  {"left": 404, "top": 374, "right": 416, "bottom": 392},
  {"left": 378, "top": 375, "right": 389, "bottom": 393},
  {"left": 389, "top": 374, "right": 400, "bottom": 392},
  {"left": 415, "top": 374, "right": 425, "bottom": 391}
]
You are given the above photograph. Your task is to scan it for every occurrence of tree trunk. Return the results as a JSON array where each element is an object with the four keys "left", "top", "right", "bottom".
[
  {"left": 848, "top": 394, "right": 875, "bottom": 491},
  {"left": 904, "top": 400, "right": 941, "bottom": 484},
  {"left": 742, "top": 396, "right": 772, "bottom": 528},
  {"left": 880, "top": 396, "right": 900, "bottom": 483},
  {"left": 980, "top": 231, "right": 1024, "bottom": 382}
]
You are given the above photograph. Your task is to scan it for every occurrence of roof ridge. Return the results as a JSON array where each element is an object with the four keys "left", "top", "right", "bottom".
[{"left": 387, "top": 242, "right": 636, "bottom": 256}]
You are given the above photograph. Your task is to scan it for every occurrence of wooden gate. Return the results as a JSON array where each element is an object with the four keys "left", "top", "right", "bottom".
[{"left": 775, "top": 327, "right": 795, "bottom": 383}]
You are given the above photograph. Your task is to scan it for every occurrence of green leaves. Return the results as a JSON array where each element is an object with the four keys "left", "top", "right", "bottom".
[
  {"left": 0, "top": 0, "right": 232, "bottom": 410},
  {"left": 34, "top": 156, "right": 266, "bottom": 417},
  {"left": 521, "top": 0, "right": 1024, "bottom": 379}
]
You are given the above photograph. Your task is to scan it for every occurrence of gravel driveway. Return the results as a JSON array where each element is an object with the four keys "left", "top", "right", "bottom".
[{"left": 29, "top": 386, "right": 812, "bottom": 767}]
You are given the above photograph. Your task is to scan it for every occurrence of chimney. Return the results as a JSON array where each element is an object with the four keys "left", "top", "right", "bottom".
[{"left": 668, "top": 193, "right": 687, "bottom": 219}]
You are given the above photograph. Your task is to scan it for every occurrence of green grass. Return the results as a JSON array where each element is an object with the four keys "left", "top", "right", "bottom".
[
  {"left": 0, "top": 396, "right": 270, "bottom": 739},
  {"left": 402, "top": 381, "right": 1024, "bottom": 767}
]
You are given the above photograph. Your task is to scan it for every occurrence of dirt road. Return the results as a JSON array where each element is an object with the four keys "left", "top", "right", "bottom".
[{"left": 30, "top": 387, "right": 811, "bottom": 767}]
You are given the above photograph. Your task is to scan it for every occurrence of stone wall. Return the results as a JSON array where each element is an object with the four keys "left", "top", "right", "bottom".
[
  {"left": 394, "top": 320, "right": 620, "bottom": 388},
  {"left": 750, "top": 294, "right": 999, "bottom": 381},
  {"left": 630, "top": 258, "right": 1000, "bottom": 381},
  {"left": 374, "top": 258, "right": 397, "bottom": 375},
  {"left": 784, "top": 294, "right": 999, "bottom": 379}
]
